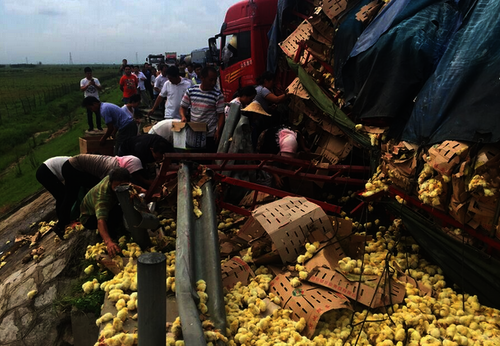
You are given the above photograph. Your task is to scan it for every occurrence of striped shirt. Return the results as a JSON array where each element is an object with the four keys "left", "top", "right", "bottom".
[
  {"left": 79, "top": 176, "right": 116, "bottom": 224},
  {"left": 180, "top": 85, "right": 225, "bottom": 137}
]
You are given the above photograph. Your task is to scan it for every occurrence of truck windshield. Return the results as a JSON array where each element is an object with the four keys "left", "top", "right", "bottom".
[{"left": 221, "top": 31, "right": 251, "bottom": 69}]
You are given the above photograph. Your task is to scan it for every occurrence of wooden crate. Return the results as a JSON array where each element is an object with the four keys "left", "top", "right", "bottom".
[{"left": 79, "top": 136, "right": 115, "bottom": 156}]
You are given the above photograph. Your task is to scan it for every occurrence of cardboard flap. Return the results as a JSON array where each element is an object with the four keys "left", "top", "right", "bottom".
[
  {"left": 221, "top": 257, "right": 255, "bottom": 289},
  {"left": 307, "top": 267, "right": 405, "bottom": 308},
  {"left": 188, "top": 122, "right": 207, "bottom": 132},
  {"left": 286, "top": 77, "right": 310, "bottom": 99},
  {"left": 171, "top": 122, "right": 207, "bottom": 133},
  {"left": 356, "top": 0, "right": 383, "bottom": 22},
  {"left": 171, "top": 121, "right": 187, "bottom": 132},
  {"left": 305, "top": 242, "right": 346, "bottom": 271},
  {"left": 393, "top": 262, "right": 432, "bottom": 296},
  {"left": 270, "top": 274, "right": 351, "bottom": 338},
  {"left": 97, "top": 255, "right": 133, "bottom": 275}
]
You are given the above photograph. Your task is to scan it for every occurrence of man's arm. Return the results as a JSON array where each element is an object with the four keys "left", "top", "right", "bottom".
[
  {"left": 119, "top": 77, "right": 124, "bottom": 92},
  {"left": 215, "top": 112, "right": 225, "bottom": 143},
  {"left": 95, "top": 79, "right": 103, "bottom": 91},
  {"left": 97, "top": 219, "right": 121, "bottom": 257},
  {"left": 179, "top": 106, "right": 188, "bottom": 122},
  {"left": 101, "top": 123, "right": 115, "bottom": 144},
  {"left": 148, "top": 95, "right": 165, "bottom": 115},
  {"left": 80, "top": 80, "right": 88, "bottom": 92}
]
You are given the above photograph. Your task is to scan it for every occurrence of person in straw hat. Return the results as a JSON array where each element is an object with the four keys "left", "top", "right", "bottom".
[{"left": 241, "top": 100, "right": 272, "bottom": 150}]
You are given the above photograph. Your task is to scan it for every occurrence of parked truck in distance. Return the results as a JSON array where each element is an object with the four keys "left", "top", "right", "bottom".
[
  {"left": 146, "top": 54, "right": 165, "bottom": 68},
  {"left": 165, "top": 52, "right": 177, "bottom": 66}
]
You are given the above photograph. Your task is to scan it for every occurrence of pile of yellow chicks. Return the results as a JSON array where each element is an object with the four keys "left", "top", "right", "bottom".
[{"left": 170, "top": 217, "right": 500, "bottom": 346}]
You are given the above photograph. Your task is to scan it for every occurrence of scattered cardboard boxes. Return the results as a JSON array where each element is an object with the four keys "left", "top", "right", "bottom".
[
  {"left": 269, "top": 273, "right": 352, "bottom": 338},
  {"left": 307, "top": 266, "right": 406, "bottom": 309},
  {"left": 237, "top": 197, "right": 335, "bottom": 264},
  {"left": 221, "top": 257, "right": 255, "bottom": 289},
  {"left": 79, "top": 136, "right": 115, "bottom": 156}
]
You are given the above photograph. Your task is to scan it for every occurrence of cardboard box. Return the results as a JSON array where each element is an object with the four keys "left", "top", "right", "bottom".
[
  {"left": 221, "top": 257, "right": 255, "bottom": 289},
  {"left": 467, "top": 197, "right": 499, "bottom": 232},
  {"left": 322, "top": 0, "right": 348, "bottom": 21},
  {"left": 307, "top": 267, "right": 405, "bottom": 308},
  {"left": 171, "top": 122, "right": 207, "bottom": 149},
  {"left": 279, "top": 20, "right": 313, "bottom": 60},
  {"left": 270, "top": 273, "right": 351, "bottom": 338},
  {"left": 427, "top": 141, "right": 469, "bottom": 176},
  {"left": 238, "top": 197, "right": 335, "bottom": 264},
  {"left": 79, "top": 136, "right": 115, "bottom": 156}
]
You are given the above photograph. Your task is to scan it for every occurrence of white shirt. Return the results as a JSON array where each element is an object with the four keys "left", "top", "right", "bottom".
[
  {"left": 149, "top": 119, "right": 180, "bottom": 143},
  {"left": 80, "top": 78, "right": 101, "bottom": 99},
  {"left": 154, "top": 74, "right": 168, "bottom": 94},
  {"left": 159, "top": 78, "right": 192, "bottom": 119},
  {"left": 134, "top": 72, "right": 147, "bottom": 90},
  {"left": 151, "top": 75, "right": 157, "bottom": 93},
  {"left": 44, "top": 156, "right": 70, "bottom": 181}
]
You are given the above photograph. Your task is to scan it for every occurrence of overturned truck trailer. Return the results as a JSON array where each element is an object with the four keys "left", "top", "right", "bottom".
[{"left": 208, "top": 0, "right": 500, "bottom": 307}]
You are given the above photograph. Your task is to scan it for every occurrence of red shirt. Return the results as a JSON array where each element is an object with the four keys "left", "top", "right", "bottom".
[{"left": 119, "top": 74, "right": 138, "bottom": 98}]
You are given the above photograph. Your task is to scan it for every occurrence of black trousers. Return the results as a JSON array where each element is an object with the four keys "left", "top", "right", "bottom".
[
  {"left": 36, "top": 164, "right": 65, "bottom": 212},
  {"left": 59, "top": 161, "right": 100, "bottom": 227},
  {"left": 115, "top": 121, "right": 138, "bottom": 155},
  {"left": 86, "top": 108, "right": 102, "bottom": 131}
]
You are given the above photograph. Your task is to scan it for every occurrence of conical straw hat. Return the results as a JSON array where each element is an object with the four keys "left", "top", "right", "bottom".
[{"left": 242, "top": 101, "right": 271, "bottom": 116}]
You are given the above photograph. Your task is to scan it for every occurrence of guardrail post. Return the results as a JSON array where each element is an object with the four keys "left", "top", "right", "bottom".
[{"left": 138, "top": 252, "right": 166, "bottom": 346}]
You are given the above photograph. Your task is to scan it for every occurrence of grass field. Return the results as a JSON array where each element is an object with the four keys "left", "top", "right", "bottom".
[{"left": 0, "top": 64, "right": 124, "bottom": 213}]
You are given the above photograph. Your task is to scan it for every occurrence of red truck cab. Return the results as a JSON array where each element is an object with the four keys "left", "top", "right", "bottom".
[{"left": 210, "top": 0, "right": 278, "bottom": 101}]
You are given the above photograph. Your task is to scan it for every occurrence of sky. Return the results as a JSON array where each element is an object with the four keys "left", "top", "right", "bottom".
[{"left": 0, "top": 0, "right": 239, "bottom": 64}]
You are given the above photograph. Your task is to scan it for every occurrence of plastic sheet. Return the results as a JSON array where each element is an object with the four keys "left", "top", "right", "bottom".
[
  {"left": 342, "top": 0, "right": 461, "bottom": 137},
  {"left": 403, "top": 0, "right": 500, "bottom": 144}
]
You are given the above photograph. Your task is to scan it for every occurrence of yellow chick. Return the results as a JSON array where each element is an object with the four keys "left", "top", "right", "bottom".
[
  {"left": 117, "top": 307, "right": 128, "bottom": 322},
  {"left": 27, "top": 289, "right": 38, "bottom": 299}
]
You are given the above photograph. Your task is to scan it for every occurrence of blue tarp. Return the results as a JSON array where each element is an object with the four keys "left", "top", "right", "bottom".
[
  {"left": 341, "top": 0, "right": 462, "bottom": 138},
  {"left": 267, "top": 0, "right": 298, "bottom": 73},
  {"left": 402, "top": 0, "right": 500, "bottom": 144}
]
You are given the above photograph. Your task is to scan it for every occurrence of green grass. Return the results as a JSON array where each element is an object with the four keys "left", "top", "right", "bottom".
[
  {"left": 53, "top": 266, "right": 114, "bottom": 315},
  {"left": 0, "top": 65, "right": 121, "bottom": 173},
  {"left": 0, "top": 75, "right": 123, "bottom": 212}
]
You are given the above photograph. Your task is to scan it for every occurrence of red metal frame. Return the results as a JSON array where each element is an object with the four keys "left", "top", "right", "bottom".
[
  {"left": 146, "top": 153, "right": 370, "bottom": 201},
  {"left": 389, "top": 186, "right": 500, "bottom": 252},
  {"left": 145, "top": 153, "right": 367, "bottom": 216}
]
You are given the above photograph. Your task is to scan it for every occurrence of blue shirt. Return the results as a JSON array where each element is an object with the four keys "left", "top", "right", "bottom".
[{"left": 100, "top": 102, "right": 133, "bottom": 130}]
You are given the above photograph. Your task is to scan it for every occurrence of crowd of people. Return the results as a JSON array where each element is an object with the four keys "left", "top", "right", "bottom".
[{"left": 38, "top": 58, "right": 307, "bottom": 255}]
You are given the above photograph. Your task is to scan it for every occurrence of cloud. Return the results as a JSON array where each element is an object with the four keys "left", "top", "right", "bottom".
[
  {"left": 0, "top": 0, "right": 252, "bottom": 64},
  {"left": 38, "top": 8, "right": 65, "bottom": 16}
]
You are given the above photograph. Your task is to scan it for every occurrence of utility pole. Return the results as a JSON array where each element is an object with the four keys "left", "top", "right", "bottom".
[
  {"left": 25, "top": 57, "right": 28, "bottom": 64},
  {"left": 69, "top": 52, "right": 74, "bottom": 65},
  {"left": 136, "top": 52, "right": 139, "bottom": 64}
]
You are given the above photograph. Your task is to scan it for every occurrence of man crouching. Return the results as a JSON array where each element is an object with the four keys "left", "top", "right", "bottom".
[{"left": 79, "top": 168, "right": 146, "bottom": 257}]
